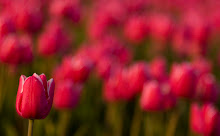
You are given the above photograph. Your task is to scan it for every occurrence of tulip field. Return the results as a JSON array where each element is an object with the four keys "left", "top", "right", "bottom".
[{"left": 1, "top": 0, "right": 220, "bottom": 136}]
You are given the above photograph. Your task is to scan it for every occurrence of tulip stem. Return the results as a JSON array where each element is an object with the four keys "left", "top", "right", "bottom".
[
  {"left": 166, "top": 109, "right": 179, "bottom": 136},
  {"left": 28, "top": 119, "right": 34, "bottom": 136}
]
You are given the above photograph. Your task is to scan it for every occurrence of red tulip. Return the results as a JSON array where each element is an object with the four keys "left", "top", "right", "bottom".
[
  {"left": 50, "top": 0, "right": 80, "bottom": 23},
  {"left": 150, "top": 57, "right": 168, "bottom": 82},
  {"left": 190, "top": 103, "right": 220, "bottom": 136},
  {"left": 140, "top": 81, "right": 164, "bottom": 111},
  {"left": 16, "top": 73, "right": 55, "bottom": 119},
  {"left": 54, "top": 81, "right": 82, "bottom": 110},
  {"left": 0, "top": 34, "right": 33, "bottom": 65},
  {"left": 195, "top": 74, "right": 219, "bottom": 103},
  {"left": 103, "top": 68, "right": 134, "bottom": 102},
  {"left": 127, "top": 62, "right": 151, "bottom": 94},
  {"left": 170, "top": 63, "right": 197, "bottom": 98},
  {"left": 0, "top": 13, "right": 15, "bottom": 37},
  {"left": 124, "top": 16, "right": 148, "bottom": 43},
  {"left": 38, "top": 20, "right": 71, "bottom": 56},
  {"left": 53, "top": 56, "right": 93, "bottom": 83},
  {"left": 192, "top": 58, "right": 212, "bottom": 77}
]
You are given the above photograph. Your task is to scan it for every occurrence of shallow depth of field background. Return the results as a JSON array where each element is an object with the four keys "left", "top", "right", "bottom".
[{"left": 0, "top": 0, "right": 220, "bottom": 136}]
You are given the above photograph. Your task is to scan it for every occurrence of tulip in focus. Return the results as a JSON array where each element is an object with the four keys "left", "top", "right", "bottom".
[{"left": 16, "top": 73, "right": 55, "bottom": 119}]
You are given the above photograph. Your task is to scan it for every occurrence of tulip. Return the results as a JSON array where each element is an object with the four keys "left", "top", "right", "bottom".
[
  {"left": 103, "top": 68, "right": 134, "bottom": 102},
  {"left": 190, "top": 103, "right": 220, "bottom": 136},
  {"left": 195, "top": 74, "right": 219, "bottom": 103},
  {"left": 0, "top": 13, "right": 15, "bottom": 38},
  {"left": 12, "top": 1, "right": 43, "bottom": 32},
  {"left": 38, "top": 20, "right": 71, "bottom": 56},
  {"left": 16, "top": 73, "right": 55, "bottom": 136},
  {"left": 127, "top": 62, "right": 151, "bottom": 94},
  {"left": 53, "top": 56, "right": 93, "bottom": 83},
  {"left": 140, "top": 81, "right": 164, "bottom": 111},
  {"left": 150, "top": 57, "right": 168, "bottom": 82},
  {"left": 170, "top": 63, "right": 197, "bottom": 99},
  {"left": 54, "top": 81, "right": 82, "bottom": 110},
  {"left": 49, "top": 0, "right": 81, "bottom": 23},
  {"left": 192, "top": 58, "right": 212, "bottom": 77},
  {"left": 0, "top": 34, "right": 33, "bottom": 65},
  {"left": 124, "top": 16, "right": 148, "bottom": 43}
]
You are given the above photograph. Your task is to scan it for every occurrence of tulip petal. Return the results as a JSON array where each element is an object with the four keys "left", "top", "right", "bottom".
[
  {"left": 21, "top": 76, "right": 48, "bottom": 119},
  {"left": 16, "top": 75, "right": 26, "bottom": 116}
]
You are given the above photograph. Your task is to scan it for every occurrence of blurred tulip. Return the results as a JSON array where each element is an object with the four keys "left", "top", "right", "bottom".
[
  {"left": 16, "top": 73, "right": 55, "bottom": 119},
  {"left": 53, "top": 56, "right": 93, "bottom": 83},
  {"left": 127, "top": 62, "right": 151, "bottom": 94},
  {"left": 0, "top": 13, "right": 15, "bottom": 37},
  {"left": 50, "top": 0, "right": 80, "bottom": 23},
  {"left": 150, "top": 57, "right": 168, "bottom": 82},
  {"left": 195, "top": 74, "right": 219, "bottom": 103},
  {"left": 170, "top": 63, "right": 197, "bottom": 98},
  {"left": 12, "top": 1, "right": 43, "bottom": 32},
  {"left": 140, "top": 81, "right": 164, "bottom": 111},
  {"left": 0, "top": 34, "right": 33, "bottom": 65},
  {"left": 38, "top": 20, "right": 71, "bottom": 56},
  {"left": 190, "top": 103, "right": 220, "bottom": 136},
  {"left": 54, "top": 81, "right": 82, "bottom": 110},
  {"left": 103, "top": 68, "right": 134, "bottom": 102},
  {"left": 124, "top": 16, "right": 148, "bottom": 43},
  {"left": 192, "top": 58, "right": 212, "bottom": 77}
]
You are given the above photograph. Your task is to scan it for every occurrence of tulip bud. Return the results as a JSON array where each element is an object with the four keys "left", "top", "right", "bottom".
[
  {"left": 124, "top": 16, "right": 148, "bottom": 43},
  {"left": 16, "top": 73, "right": 55, "bottom": 119},
  {"left": 103, "top": 68, "right": 134, "bottom": 102},
  {"left": 192, "top": 58, "right": 212, "bottom": 77},
  {"left": 49, "top": 0, "right": 81, "bottom": 23},
  {"left": 0, "top": 13, "right": 15, "bottom": 37},
  {"left": 38, "top": 20, "right": 71, "bottom": 56},
  {"left": 196, "top": 74, "right": 219, "bottom": 103},
  {"left": 150, "top": 57, "right": 168, "bottom": 82},
  {"left": 54, "top": 81, "right": 82, "bottom": 110},
  {"left": 140, "top": 81, "right": 164, "bottom": 111},
  {"left": 190, "top": 103, "right": 220, "bottom": 136},
  {"left": 170, "top": 63, "right": 197, "bottom": 98},
  {"left": 127, "top": 62, "right": 151, "bottom": 94},
  {"left": 53, "top": 56, "right": 93, "bottom": 83},
  {"left": 190, "top": 103, "right": 204, "bottom": 134},
  {"left": 0, "top": 34, "right": 33, "bottom": 65}
]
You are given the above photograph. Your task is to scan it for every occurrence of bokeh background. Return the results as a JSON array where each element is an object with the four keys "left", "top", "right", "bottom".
[{"left": 0, "top": 0, "right": 220, "bottom": 136}]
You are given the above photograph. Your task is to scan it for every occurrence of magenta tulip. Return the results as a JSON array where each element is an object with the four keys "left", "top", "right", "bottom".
[
  {"left": 16, "top": 73, "right": 55, "bottom": 119},
  {"left": 54, "top": 81, "right": 82, "bottom": 110},
  {"left": 170, "top": 63, "right": 197, "bottom": 98}
]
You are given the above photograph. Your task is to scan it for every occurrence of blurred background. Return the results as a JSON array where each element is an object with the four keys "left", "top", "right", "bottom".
[{"left": 0, "top": 0, "right": 220, "bottom": 136}]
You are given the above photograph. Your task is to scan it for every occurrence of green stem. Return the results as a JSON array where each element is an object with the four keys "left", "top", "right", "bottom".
[
  {"left": 166, "top": 110, "right": 179, "bottom": 136},
  {"left": 130, "top": 102, "right": 142, "bottom": 136},
  {"left": 28, "top": 119, "right": 34, "bottom": 136},
  {"left": 57, "top": 111, "right": 71, "bottom": 136}
]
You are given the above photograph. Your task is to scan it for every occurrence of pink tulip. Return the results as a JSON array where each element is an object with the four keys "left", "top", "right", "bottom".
[
  {"left": 195, "top": 74, "right": 219, "bottom": 103},
  {"left": 124, "top": 16, "right": 148, "bottom": 43},
  {"left": 0, "top": 34, "right": 33, "bottom": 65},
  {"left": 50, "top": 0, "right": 80, "bottom": 23},
  {"left": 127, "top": 62, "right": 151, "bottom": 94},
  {"left": 16, "top": 73, "right": 55, "bottom": 119},
  {"left": 192, "top": 58, "right": 212, "bottom": 77},
  {"left": 54, "top": 80, "right": 82, "bottom": 110},
  {"left": 150, "top": 57, "right": 168, "bottom": 82},
  {"left": 12, "top": 1, "right": 43, "bottom": 32},
  {"left": 190, "top": 103, "right": 220, "bottom": 136},
  {"left": 0, "top": 13, "right": 15, "bottom": 37},
  {"left": 140, "top": 81, "right": 164, "bottom": 111},
  {"left": 53, "top": 56, "right": 93, "bottom": 83},
  {"left": 103, "top": 68, "right": 134, "bottom": 102},
  {"left": 170, "top": 63, "right": 197, "bottom": 98},
  {"left": 38, "top": 20, "right": 71, "bottom": 56}
]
